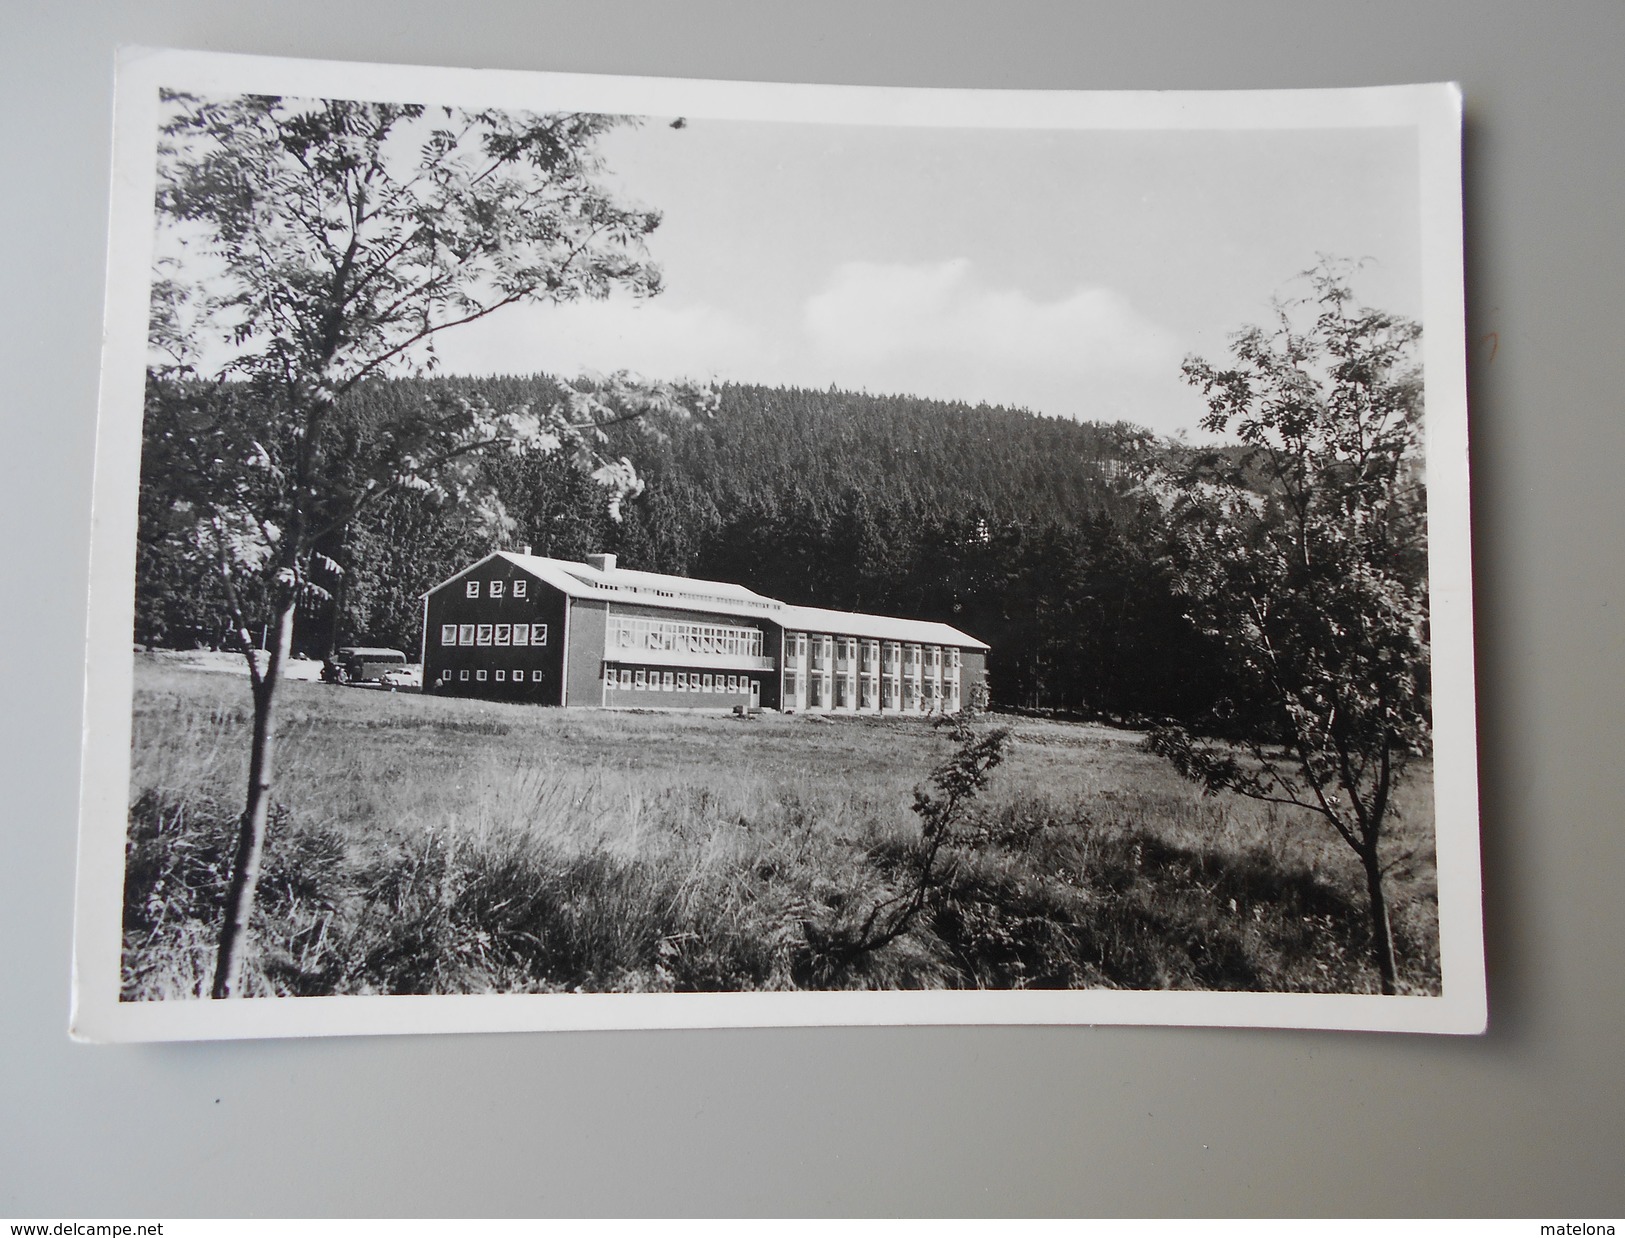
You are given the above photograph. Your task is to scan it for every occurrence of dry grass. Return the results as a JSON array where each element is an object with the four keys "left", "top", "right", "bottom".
[{"left": 122, "top": 655, "right": 1441, "bottom": 998}]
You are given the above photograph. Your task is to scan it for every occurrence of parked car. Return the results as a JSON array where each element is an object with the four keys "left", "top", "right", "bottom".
[{"left": 379, "top": 666, "right": 422, "bottom": 691}]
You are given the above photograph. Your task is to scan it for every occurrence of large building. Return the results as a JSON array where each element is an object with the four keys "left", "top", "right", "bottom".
[{"left": 420, "top": 551, "right": 988, "bottom": 714}]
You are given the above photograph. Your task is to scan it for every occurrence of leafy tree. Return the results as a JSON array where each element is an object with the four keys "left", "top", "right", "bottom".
[
  {"left": 148, "top": 91, "right": 706, "bottom": 997},
  {"left": 1147, "top": 262, "right": 1430, "bottom": 994}
]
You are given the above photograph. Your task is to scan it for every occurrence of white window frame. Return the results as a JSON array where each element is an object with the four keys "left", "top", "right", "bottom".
[
  {"left": 495, "top": 623, "right": 510, "bottom": 646},
  {"left": 495, "top": 670, "right": 505, "bottom": 682},
  {"left": 531, "top": 623, "right": 548, "bottom": 646},
  {"left": 476, "top": 625, "right": 493, "bottom": 646},
  {"left": 490, "top": 580, "right": 504, "bottom": 598},
  {"left": 459, "top": 624, "right": 475, "bottom": 645},
  {"left": 465, "top": 580, "right": 479, "bottom": 598},
  {"left": 512, "top": 579, "right": 527, "bottom": 598},
  {"left": 512, "top": 624, "right": 529, "bottom": 646},
  {"left": 441, "top": 624, "right": 458, "bottom": 646},
  {"left": 459, "top": 669, "right": 469, "bottom": 682},
  {"left": 476, "top": 669, "right": 487, "bottom": 682},
  {"left": 532, "top": 670, "right": 543, "bottom": 683}
]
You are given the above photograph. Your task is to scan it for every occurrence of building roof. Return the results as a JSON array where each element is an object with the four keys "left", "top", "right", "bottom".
[
  {"left": 777, "top": 604, "right": 989, "bottom": 651},
  {"left": 427, "top": 552, "right": 988, "bottom": 649}
]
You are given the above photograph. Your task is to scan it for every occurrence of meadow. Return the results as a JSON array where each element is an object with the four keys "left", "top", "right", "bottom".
[{"left": 121, "top": 654, "right": 1442, "bottom": 998}]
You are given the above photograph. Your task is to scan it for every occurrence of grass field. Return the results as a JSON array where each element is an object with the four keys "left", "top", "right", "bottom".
[{"left": 121, "top": 654, "right": 1441, "bottom": 998}]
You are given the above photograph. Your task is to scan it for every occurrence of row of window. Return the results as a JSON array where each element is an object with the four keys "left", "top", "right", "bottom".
[
  {"left": 464, "top": 579, "right": 526, "bottom": 599},
  {"left": 437, "top": 667, "right": 544, "bottom": 684},
  {"left": 781, "top": 633, "right": 962, "bottom": 672},
  {"left": 608, "top": 615, "right": 765, "bottom": 657},
  {"left": 607, "top": 667, "right": 755, "bottom": 694},
  {"left": 441, "top": 623, "right": 549, "bottom": 648},
  {"left": 782, "top": 668, "right": 960, "bottom": 711}
]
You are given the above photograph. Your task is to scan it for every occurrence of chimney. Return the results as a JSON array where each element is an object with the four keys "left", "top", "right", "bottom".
[
  {"left": 519, "top": 544, "right": 532, "bottom": 556},
  {"left": 586, "top": 553, "right": 617, "bottom": 574}
]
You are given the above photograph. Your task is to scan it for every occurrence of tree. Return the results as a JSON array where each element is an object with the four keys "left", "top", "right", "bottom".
[
  {"left": 148, "top": 91, "right": 707, "bottom": 997},
  {"left": 1146, "top": 261, "right": 1430, "bottom": 994}
]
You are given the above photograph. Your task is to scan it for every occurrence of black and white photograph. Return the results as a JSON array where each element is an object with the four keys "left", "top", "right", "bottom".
[{"left": 72, "top": 49, "right": 1482, "bottom": 1040}]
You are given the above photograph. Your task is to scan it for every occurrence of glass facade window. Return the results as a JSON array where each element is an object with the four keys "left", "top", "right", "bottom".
[{"left": 606, "top": 615, "right": 764, "bottom": 658}]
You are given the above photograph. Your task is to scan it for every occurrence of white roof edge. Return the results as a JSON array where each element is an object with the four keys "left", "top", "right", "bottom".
[{"left": 417, "top": 551, "right": 505, "bottom": 599}]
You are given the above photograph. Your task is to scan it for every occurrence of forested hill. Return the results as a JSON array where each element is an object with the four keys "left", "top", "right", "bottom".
[{"left": 631, "top": 383, "right": 1153, "bottom": 528}]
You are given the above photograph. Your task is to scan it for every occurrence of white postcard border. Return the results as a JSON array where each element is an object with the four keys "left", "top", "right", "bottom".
[{"left": 73, "top": 47, "right": 1483, "bottom": 1042}]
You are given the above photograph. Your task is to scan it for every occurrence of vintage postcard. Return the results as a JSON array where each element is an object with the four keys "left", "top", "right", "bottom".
[{"left": 73, "top": 47, "right": 1483, "bottom": 1040}]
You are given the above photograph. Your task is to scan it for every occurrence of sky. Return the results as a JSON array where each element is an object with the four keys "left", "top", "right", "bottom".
[{"left": 399, "top": 116, "right": 1422, "bottom": 440}]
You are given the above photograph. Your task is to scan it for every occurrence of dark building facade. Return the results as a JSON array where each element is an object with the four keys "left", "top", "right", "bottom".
[{"left": 421, "top": 552, "right": 989, "bottom": 713}]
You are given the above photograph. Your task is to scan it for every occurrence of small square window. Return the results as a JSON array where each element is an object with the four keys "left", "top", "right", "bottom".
[
  {"left": 465, "top": 580, "right": 480, "bottom": 598},
  {"left": 459, "top": 624, "right": 475, "bottom": 645},
  {"left": 477, "top": 625, "right": 493, "bottom": 645},
  {"left": 512, "top": 624, "right": 529, "bottom": 646},
  {"left": 531, "top": 670, "right": 543, "bottom": 683},
  {"left": 512, "top": 580, "right": 527, "bottom": 598},
  {"left": 490, "top": 580, "right": 504, "bottom": 598},
  {"left": 439, "top": 669, "right": 451, "bottom": 682},
  {"left": 495, "top": 670, "right": 505, "bottom": 682},
  {"left": 459, "top": 669, "right": 469, "bottom": 682},
  {"left": 495, "top": 623, "right": 511, "bottom": 646},
  {"left": 441, "top": 624, "right": 458, "bottom": 646},
  {"left": 476, "top": 669, "right": 487, "bottom": 681},
  {"left": 531, "top": 623, "right": 548, "bottom": 646}
]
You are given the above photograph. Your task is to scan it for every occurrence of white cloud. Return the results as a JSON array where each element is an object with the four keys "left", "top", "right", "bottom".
[
  {"left": 798, "top": 259, "right": 1184, "bottom": 420},
  {"left": 806, "top": 257, "right": 1177, "bottom": 377}
]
